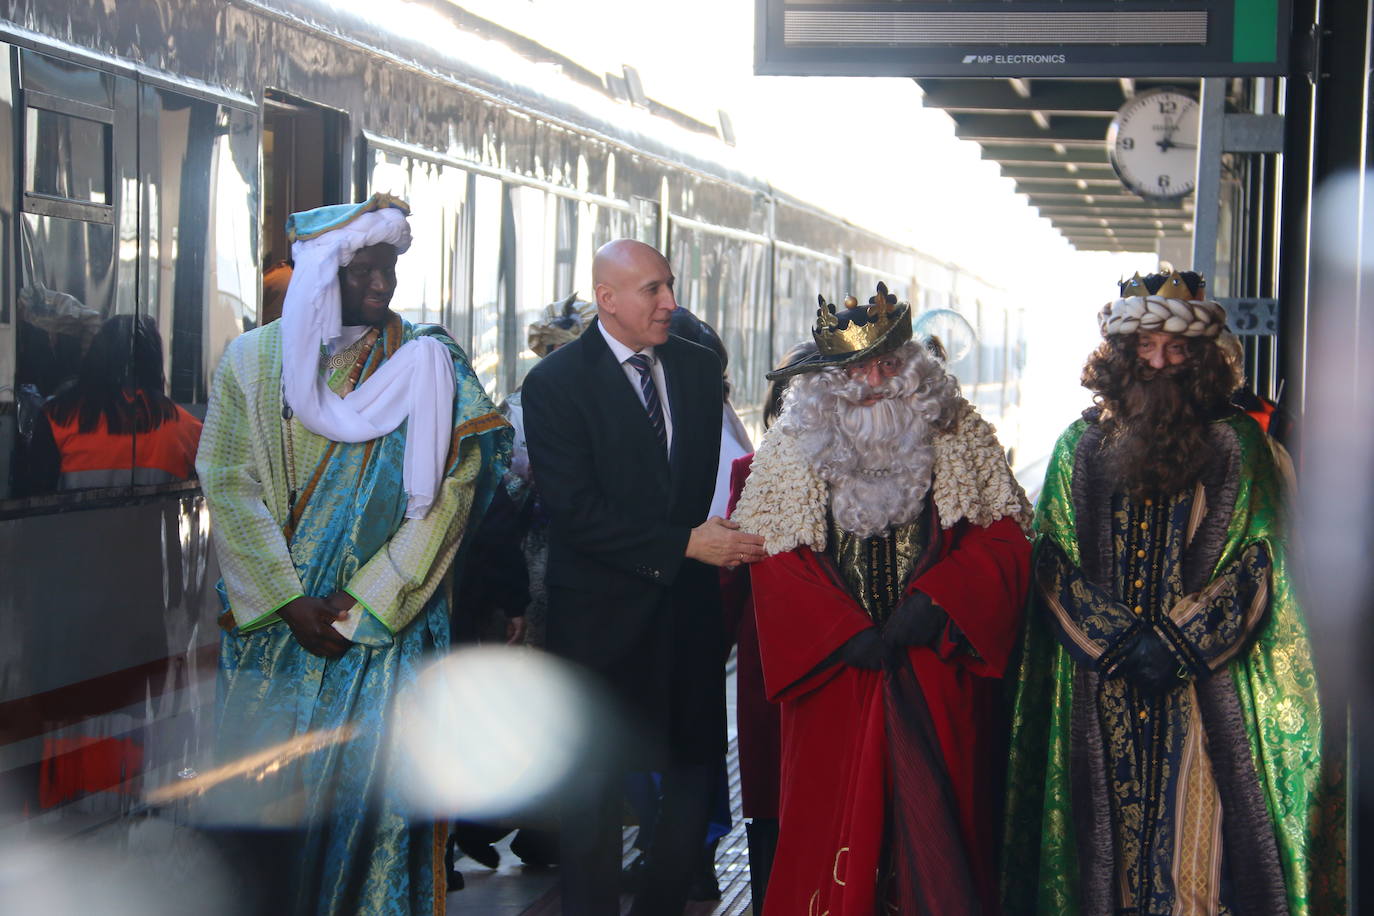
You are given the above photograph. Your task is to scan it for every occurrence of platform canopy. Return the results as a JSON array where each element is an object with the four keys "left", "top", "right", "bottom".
[{"left": 916, "top": 77, "right": 1200, "bottom": 253}]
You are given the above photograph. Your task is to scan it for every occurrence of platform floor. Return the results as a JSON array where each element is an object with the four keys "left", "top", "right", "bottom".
[{"left": 447, "top": 660, "right": 753, "bottom": 915}]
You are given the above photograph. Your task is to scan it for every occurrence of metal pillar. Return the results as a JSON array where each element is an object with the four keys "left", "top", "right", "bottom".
[{"left": 1191, "top": 78, "right": 1227, "bottom": 282}]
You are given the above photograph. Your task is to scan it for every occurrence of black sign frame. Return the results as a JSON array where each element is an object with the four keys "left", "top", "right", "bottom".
[{"left": 755, "top": 0, "right": 1293, "bottom": 78}]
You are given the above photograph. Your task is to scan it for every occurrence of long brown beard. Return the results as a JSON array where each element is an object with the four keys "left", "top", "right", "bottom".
[{"left": 1101, "top": 363, "right": 1211, "bottom": 496}]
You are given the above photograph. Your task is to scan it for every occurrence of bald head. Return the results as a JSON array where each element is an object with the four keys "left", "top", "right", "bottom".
[{"left": 592, "top": 239, "right": 678, "bottom": 351}]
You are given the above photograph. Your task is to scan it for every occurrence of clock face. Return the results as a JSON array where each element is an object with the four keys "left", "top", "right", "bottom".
[{"left": 1106, "top": 89, "right": 1199, "bottom": 202}]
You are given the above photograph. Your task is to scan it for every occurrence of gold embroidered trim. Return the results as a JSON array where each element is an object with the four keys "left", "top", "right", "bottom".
[{"left": 1171, "top": 688, "right": 1223, "bottom": 916}]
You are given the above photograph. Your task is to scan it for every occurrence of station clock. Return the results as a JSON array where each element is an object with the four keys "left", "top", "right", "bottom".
[{"left": 1106, "top": 88, "right": 1200, "bottom": 202}]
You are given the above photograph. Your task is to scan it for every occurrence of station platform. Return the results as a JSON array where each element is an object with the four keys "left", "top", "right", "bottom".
[{"left": 448, "top": 658, "right": 754, "bottom": 915}]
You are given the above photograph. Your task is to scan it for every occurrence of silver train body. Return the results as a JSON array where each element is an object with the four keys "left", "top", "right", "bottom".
[{"left": 0, "top": 0, "right": 1022, "bottom": 836}]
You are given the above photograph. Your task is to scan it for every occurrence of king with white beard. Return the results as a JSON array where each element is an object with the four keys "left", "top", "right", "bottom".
[{"left": 732, "top": 284, "right": 1032, "bottom": 916}]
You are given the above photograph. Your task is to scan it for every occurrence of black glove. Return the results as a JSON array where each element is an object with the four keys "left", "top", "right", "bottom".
[
  {"left": 1113, "top": 628, "right": 1183, "bottom": 697},
  {"left": 836, "top": 628, "right": 886, "bottom": 670},
  {"left": 883, "top": 590, "right": 949, "bottom": 650}
]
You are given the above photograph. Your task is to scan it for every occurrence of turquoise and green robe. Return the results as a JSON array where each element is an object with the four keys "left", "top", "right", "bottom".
[
  {"left": 1002, "top": 410, "right": 1345, "bottom": 916},
  {"left": 196, "top": 315, "right": 510, "bottom": 916}
]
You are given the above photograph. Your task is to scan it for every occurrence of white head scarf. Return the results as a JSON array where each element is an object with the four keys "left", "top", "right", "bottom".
[{"left": 280, "top": 204, "right": 455, "bottom": 518}]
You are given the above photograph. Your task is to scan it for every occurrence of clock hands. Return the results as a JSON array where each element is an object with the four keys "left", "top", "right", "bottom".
[{"left": 1155, "top": 118, "right": 1196, "bottom": 153}]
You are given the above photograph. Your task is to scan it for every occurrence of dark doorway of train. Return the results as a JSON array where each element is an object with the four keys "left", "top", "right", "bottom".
[{"left": 261, "top": 91, "right": 347, "bottom": 322}]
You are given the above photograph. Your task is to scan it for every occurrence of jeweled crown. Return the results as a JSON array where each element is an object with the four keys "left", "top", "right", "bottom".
[
  {"left": 814, "top": 282, "right": 911, "bottom": 358},
  {"left": 1119, "top": 270, "right": 1205, "bottom": 301}
]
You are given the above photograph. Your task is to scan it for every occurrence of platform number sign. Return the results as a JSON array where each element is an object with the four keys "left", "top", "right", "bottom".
[{"left": 1219, "top": 298, "right": 1280, "bottom": 336}]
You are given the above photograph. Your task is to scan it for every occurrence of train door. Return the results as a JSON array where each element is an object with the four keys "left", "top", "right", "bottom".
[{"left": 261, "top": 93, "right": 346, "bottom": 323}]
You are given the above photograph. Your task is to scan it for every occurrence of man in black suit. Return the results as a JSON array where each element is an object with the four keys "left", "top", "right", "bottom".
[{"left": 522, "top": 239, "right": 767, "bottom": 915}]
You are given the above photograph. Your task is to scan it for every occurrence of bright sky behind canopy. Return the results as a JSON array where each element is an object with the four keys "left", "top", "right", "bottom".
[{"left": 447, "top": 0, "right": 1161, "bottom": 466}]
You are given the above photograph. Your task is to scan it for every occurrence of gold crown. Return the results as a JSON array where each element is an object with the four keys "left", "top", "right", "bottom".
[
  {"left": 1119, "top": 270, "right": 1205, "bottom": 301},
  {"left": 814, "top": 282, "right": 911, "bottom": 358}
]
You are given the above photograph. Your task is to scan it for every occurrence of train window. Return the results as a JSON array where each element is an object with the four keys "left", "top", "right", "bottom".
[
  {"left": 373, "top": 153, "right": 445, "bottom": 328},
  {"left": 143, "top": 88, "right": 258, "bottom": 407},
  {"left": 572, "top": 202, "right": 598, "bottom": 295},
  {"left": 668, "top": 223, "right": 770, "bottom": 415},
  {"left": 470, "top": 175, "right": 504, "bottom": 399},
  {"left": 633, "top": 197, "right": 660, "bottom": 246},
  {"left": 6, "top": 56, "right": 134, "bottom": 502},
  {"left": 554, "top": 196, "right": 579, "bottom": 301},
  {"left": 592, "top": 203, "right": 638, "bottom": 252},
  {"left": 23, "top": 106, "right": 110, "bottom": 206},
  {"left": 366, "top": 142, "right": 472, "bottom": 342},
  {"left": 4, "top": 74, "right": 256, "bottom": 506},
  {"left": 511, "top": 185, "right": 557, "bottom": 388},
  {"left": 773, "top": 248, "right": 843, "bottom": 365}
]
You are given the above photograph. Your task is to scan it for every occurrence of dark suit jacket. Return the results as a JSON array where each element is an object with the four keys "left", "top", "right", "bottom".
[{"left": 522, "top": 319, "right": 726, "bottom": 765}]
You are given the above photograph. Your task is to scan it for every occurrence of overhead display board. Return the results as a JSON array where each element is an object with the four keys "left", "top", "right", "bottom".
[{"left": 755, "top": 0, "right": 1291, "bottom": 78}]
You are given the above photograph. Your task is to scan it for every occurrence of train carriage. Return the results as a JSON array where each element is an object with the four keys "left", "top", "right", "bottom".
[{"left": 0, "top": 0, "right": 1020, "bottom": 837}]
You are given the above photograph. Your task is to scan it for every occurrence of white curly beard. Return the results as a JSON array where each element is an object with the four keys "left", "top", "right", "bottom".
[{"left": 777, "top": 341, "right": 961, "bottom": 538}]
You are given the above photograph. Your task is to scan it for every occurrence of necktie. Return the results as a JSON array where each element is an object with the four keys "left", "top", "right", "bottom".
[{"left": 626, "top": 353, "right": 667, "bottom": 451}]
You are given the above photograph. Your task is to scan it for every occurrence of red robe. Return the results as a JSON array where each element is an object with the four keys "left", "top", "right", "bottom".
[{"left": 752, "top": 513, "right": 1029, "bottom": 916}]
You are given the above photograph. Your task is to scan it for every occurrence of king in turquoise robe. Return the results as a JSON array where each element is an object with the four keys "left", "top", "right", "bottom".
[{"left": 197, "top": 314, "right": 510, "bottom": 916}]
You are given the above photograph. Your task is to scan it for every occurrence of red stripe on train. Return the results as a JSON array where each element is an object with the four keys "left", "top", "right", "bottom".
[
  {"left": 38, "top": 736, "right": 145, "bottom": 809},
  {"left": 0, "top": 643, "right": 219, "bottom": 745}
]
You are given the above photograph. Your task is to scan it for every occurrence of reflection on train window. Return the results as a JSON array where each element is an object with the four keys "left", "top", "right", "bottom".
[
  {"left": 512, "top": 185, "right": 555, "bottom": 388},
  {"left": 772, "top": 249, "right": 843, "bottom": 367},
  {"left": 470, "top": 176, "right": 505, "bottom": 399},
  {"left": 144, "top": 89, "right": 258, "bottom": 405},
  {"left": 16, "top": 214, "right": 111, "bottom": 391},
  {"left": 15, "top": 315, "right": 203, "bottom": 494},
  {"left": 24, "top": 107, "right": 110, "bottom": 205},
  {"left": 573, "top": 199, "right": 598, "bottom": 296},
  {"left": 554, "top": 196, "right": 579, "bottom": 302},
  {"left": 368, "top": 146, "right": 470, "bottom": 335},
  {"left": 5, "top": 80, "right": 257, "bottom": 505},
  {"left": 670, "top": 224, "right": 770, "bottom": 415}
]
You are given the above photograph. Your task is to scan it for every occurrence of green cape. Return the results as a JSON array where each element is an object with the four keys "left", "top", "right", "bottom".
[{"left": 1001, "top": 414, "right": 1346, "bottom": 916}]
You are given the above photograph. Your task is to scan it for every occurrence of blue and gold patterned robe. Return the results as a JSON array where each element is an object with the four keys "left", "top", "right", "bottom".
[{"left": 197, "top": 315, "right": 509, "bottom": 915}]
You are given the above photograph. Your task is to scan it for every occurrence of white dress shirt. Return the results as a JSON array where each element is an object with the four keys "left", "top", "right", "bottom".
[
  {"left": 598, "top": 320, "right": 674, "bottom": 451},
  {"left": 711, "top": 401, "right": 752, "bottom": 519}
]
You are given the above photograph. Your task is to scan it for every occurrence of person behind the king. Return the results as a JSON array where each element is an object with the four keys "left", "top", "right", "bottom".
[
  {"left": 731, "top": 283, "right": 1032, "bottom": 915},
  {"left": 196, "top": 193, "right": 510, "bottom": 916},
  {"left": 1001, "top": 270, "right": 1345, "bottom": 915}
]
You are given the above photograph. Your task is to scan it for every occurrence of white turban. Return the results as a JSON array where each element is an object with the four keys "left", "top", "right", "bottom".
[{"left": 281, "top": 205, "right": 455, "bottom": 518}]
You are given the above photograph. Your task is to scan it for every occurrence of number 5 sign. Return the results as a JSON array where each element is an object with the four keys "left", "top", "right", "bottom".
[{"left": 1218, "top": 298, "right": 1280, "bottom": 336}]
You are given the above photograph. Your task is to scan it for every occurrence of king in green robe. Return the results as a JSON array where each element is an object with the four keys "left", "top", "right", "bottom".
[{"left": 1002, "top": 270, "right": 1344, "bottom": 916}]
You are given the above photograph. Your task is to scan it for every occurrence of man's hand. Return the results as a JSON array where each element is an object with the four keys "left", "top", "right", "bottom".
[
  {"left": 685, "top": 516, "right": 767, "bottom": 568},
  {"left": 506, "top": 616, "right": 528, "bottom": 646},
  {"left": 280, "top": 595, "right": 352, "bottom": 659}
]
